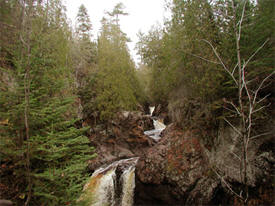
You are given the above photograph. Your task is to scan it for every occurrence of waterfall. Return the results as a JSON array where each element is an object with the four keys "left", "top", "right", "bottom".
[
  {"left": 144, "top": 119, "right": 166, "bottom": 141},
  {"left": 149, "top": 106, "right": 155, "bottom": 116},
  {"left": 121, "top": 165, "right": 136, "bottom": 206},
  {"left": 153, "top": 119, "right": 166, "bottom": 130},
  {"left": 79, "top": 157, "right": 139, "bottom": 206}
]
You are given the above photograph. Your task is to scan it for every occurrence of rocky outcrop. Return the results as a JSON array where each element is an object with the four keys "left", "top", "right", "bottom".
[
  {"left": 135, "top": 122, "right": 274, "bottom": 206},
  {"left": 152, "top": 104, "right": 170, "bottom": 125},
  {"left": 135, "top": 124, "right": 219, "bottom": 205},
  {"left": 208, "top": 125, "right": 275, "bottom": 206},
  {"left": 88, "top": 111, "right": 154, "bottom": 172},
  {"left": 86, "top": 108, "right": 274, "bottom": 205}
]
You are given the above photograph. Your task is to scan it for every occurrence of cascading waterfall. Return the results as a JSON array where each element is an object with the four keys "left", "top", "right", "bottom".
[
  {"left": 79, "top": 157, "right": 139, "bottom": 206},
  {"left": 79, "top": 106, "right": 165, "bottom": 205},
  {"left": 144, "top": 120, "right": 166, "bottom": 141},
  {"left": 149, "top": 106, "right": 155, "bottom": 116},
  {"left": 92, "top": 168, "right": 116, "bottom": 206},
  {"left": 120, "top": 165, "right": 136, "bottom": 206},
  {"left": 144, "top": 106, "right": 166, "bottom": 141}
]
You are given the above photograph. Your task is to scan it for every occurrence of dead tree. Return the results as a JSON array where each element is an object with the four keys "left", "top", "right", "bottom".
[{"left": 200, "top": 0, "right": 274, "bottom": 204}]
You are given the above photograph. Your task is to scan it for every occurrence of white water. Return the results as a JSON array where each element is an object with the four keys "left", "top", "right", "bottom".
[
  {"left": 149, "top": 106, "right": 155, "bottom": 116},
  {"left": 144, "top": 117, "right": 166, "bottom": 141},
  {"left": 144, "top": 119, "right": 166, "bottom": 141},
  {"left": 92, "top": 168, "right": 116, "bottom": 206},
  {"left": 121, "top": 165, "right": 136, "bottom": 206},
  {"left": 80, "top": 157, "right": 139, "bottom": 206},
  {"left": 145, "top": 105, "right": 166, "bottom": 141}
]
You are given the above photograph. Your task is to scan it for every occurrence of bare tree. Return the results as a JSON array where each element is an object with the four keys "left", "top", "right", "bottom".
[{"left": 200, "top": 0, "right": 273, "bottom": 204}]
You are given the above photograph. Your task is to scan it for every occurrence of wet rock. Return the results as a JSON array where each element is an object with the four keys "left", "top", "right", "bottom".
[
  {"left": 135, "top": 124, "right": 219, "bottom": 205},
  {"left": 152, "top": 104, "right": 170, "bottom": 125},
  {"left": 88, "top": 111, "right": 154, "bottom": 171}
]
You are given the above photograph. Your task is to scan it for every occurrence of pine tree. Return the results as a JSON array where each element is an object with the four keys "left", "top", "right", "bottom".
[
  {"left": 76, "top": 4, "right": 92, "bottom": 41},
  {"left": 73, "top": 4, "right": 98, "bottom": 121},
  {"left": 0, "top": 1, "right": 95, "bottom": 205},
  {"left": 95, "top": 3, "right": 138, "bottom": 121}
]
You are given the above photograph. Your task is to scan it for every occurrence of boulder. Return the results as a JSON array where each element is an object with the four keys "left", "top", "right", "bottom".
[
  {"left": 135, "top": 124, "right": 219, "bottom": 205},
  {"left": 88, "top": 112, "right": 154, "bottom": 172}
]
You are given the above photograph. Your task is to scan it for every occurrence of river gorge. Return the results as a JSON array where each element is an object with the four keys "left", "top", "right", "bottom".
[{"left": 79, "top": 105, "right": 274, "bottom": 206}]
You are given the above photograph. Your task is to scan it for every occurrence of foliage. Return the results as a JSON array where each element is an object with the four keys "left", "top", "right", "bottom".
[
  {"left": 137, "top": 0, "right": 274, "bottom": 204},
  {"left": 76, "top": 4, "right": 92, "bottom": 41},
  {"left": 137, "top": 0, "right": 273, "bottom": 129},
  {"left": 94, "top": 3, "right": 141, "bottom": 121},
  {"left": 0, "top": 1, "right": 95, "bottom": 205}
]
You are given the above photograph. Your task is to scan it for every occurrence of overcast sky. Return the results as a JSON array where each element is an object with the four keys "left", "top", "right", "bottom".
[{"left": 64, "top": 0, "right": 169, "bottom": 63}]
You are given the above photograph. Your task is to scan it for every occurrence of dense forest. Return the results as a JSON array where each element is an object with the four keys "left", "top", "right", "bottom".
[
  {"left": 0, "top": 0, "right": 274, "bottom": 205},
  {"left": 138, "top": 0, "right": 274, "bottom": 145}
]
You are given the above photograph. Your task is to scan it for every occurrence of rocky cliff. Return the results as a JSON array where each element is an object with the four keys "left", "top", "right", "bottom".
[{"left": 86, "top": 109, "right": 274, "bottom": 205}]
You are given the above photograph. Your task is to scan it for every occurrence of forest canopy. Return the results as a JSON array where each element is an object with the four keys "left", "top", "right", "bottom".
[{"left": 0, "top": 0, "right": 274, "bottom": 205}]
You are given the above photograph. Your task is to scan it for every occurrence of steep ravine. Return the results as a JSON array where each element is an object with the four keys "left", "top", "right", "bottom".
[{"left": 82, "top": 106, "right": 274, "bottom": 206}]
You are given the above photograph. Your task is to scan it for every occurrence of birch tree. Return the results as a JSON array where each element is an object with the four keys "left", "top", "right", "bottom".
[{"left": 203, "top": 1, "right": 274, "bottom": 204}]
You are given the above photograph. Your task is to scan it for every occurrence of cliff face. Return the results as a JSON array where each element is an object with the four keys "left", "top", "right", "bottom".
[
  {"left": 135, "top": 123, "right": 274, "bottom": 206},
  {"left": 87, "top": 111, "right": 154, "bottom": 172},
  {"left": 86, "top": 110, "right": 274, "bottom": 205},
  {"left": 135, "top": 124, "right": 219, "bottom": 205}
]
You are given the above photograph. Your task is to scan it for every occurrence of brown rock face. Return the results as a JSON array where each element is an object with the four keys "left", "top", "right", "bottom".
[
  {"left": 135, "top": 124, "right": 218, "bottom": 205},
  {"left": 88, "top": 111, "right": 154, "bottom": 172},
  {"left": 86, "top": 109, "right": 274, "bottom": 205}
]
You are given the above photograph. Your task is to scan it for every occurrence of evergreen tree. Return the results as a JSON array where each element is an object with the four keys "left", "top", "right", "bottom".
[
  {"left": 76, "top": 4, "right": 92, "bottom": 41},
  {"left": 137, "top": 0, "right": 222, "bottom": 103},
  {"left": 73, "top": 4, "right": 98, "bottom": 122},
  {"left": 0, "top": 1, "right": 95, "bottom": 205},
  {"left": 95, "top": 3, "right": 139, "bottom": 121}
]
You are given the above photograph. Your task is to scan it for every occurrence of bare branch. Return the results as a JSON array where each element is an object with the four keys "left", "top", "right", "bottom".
[
  {"left": 250, "top": 132, "right": 272, "bottom": 140},
  {"left": 224, "top": 106, "right": 239, "bottom": 115},
  {"left": 237, "top": 0, "right": 247, "bottom": 41},
  {"left": 243, "top": 39, "right": 269, "bottom": 68},
  {"left": 242, "top": 68, "right": 251, "bottom": 103},
  {"left": 224, "top": 99, "right": 241, "bottom": 115},
  {"left": 20, "top": 35, "right": 28, "bottom": 47},
  {"left": 202, "top": 39, "right": 238, "bottom": 85},
  {"left": 252, "top": 103, "right": 271, "bottom": 114},
  {"left": 224, "top": 118, "right": 242, "bottom": 136},
  {"left": 246, "top": 77, "right": 257, "bottom": 85},
  {"left": 232, "top": 63, "right": 238, "bottom": 76},
  {"left": 256, "top": 94, "right": 270, "bottom": 105},
  {"left": 213, "top": 169, "right": 244, "bottom": 200},
  {"left": 231, "top": 151, "right": 242, "bottom": 162},
  {"left": 253, "top": 71, "right": 274, "bottom": 105}
]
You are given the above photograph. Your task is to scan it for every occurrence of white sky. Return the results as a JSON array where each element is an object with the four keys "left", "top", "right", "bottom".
[{"left": 64, "top": 0, "right": 169, "bottom": 64}]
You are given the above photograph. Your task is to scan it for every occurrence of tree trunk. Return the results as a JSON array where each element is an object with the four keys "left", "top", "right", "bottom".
[{"left": 20, "top": 0, "right": 34, "bottom": 205}]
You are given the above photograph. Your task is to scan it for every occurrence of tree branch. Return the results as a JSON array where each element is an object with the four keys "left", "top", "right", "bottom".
[
  {"left": 213, "top": 168, "right": 244, "bottom": 200},
  {"left": 224, "top": 99, "right": 241, "bottom": 115},
  {"left": 250, "top": 132, "right": 272, "bottom": 140},
  {"left": 252, "top": 71, "right": 274, "bottom": 106},
  {"left": 243, "top": 39, "right": 269, "bottom": 69},
  {"left": 185, "top": 52, "right": 221, "bottom": 64},
  {"left": 223, "top": 118, "right": 242, "bottom": 136},
  {"left": 202, "top": 39, "right": 238, "bottom": 85}
]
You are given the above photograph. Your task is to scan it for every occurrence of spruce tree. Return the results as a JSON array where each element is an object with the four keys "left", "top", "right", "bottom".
[
  {"left": 0, "top": 1, "right": 95, "bottom": 205},
  {"left": 76, "top": 4, "right": 92, "bottom": 41},
  {"left": 73, "top": 4, "right": 98, "bottom": 121},
  {"left": 95, "top": 3, "right": 139, "bottom": 121}
]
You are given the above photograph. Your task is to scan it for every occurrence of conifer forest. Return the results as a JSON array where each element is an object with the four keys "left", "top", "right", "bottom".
[{"left": 0, "top": 0, "right": 274, "bottom": 206}]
